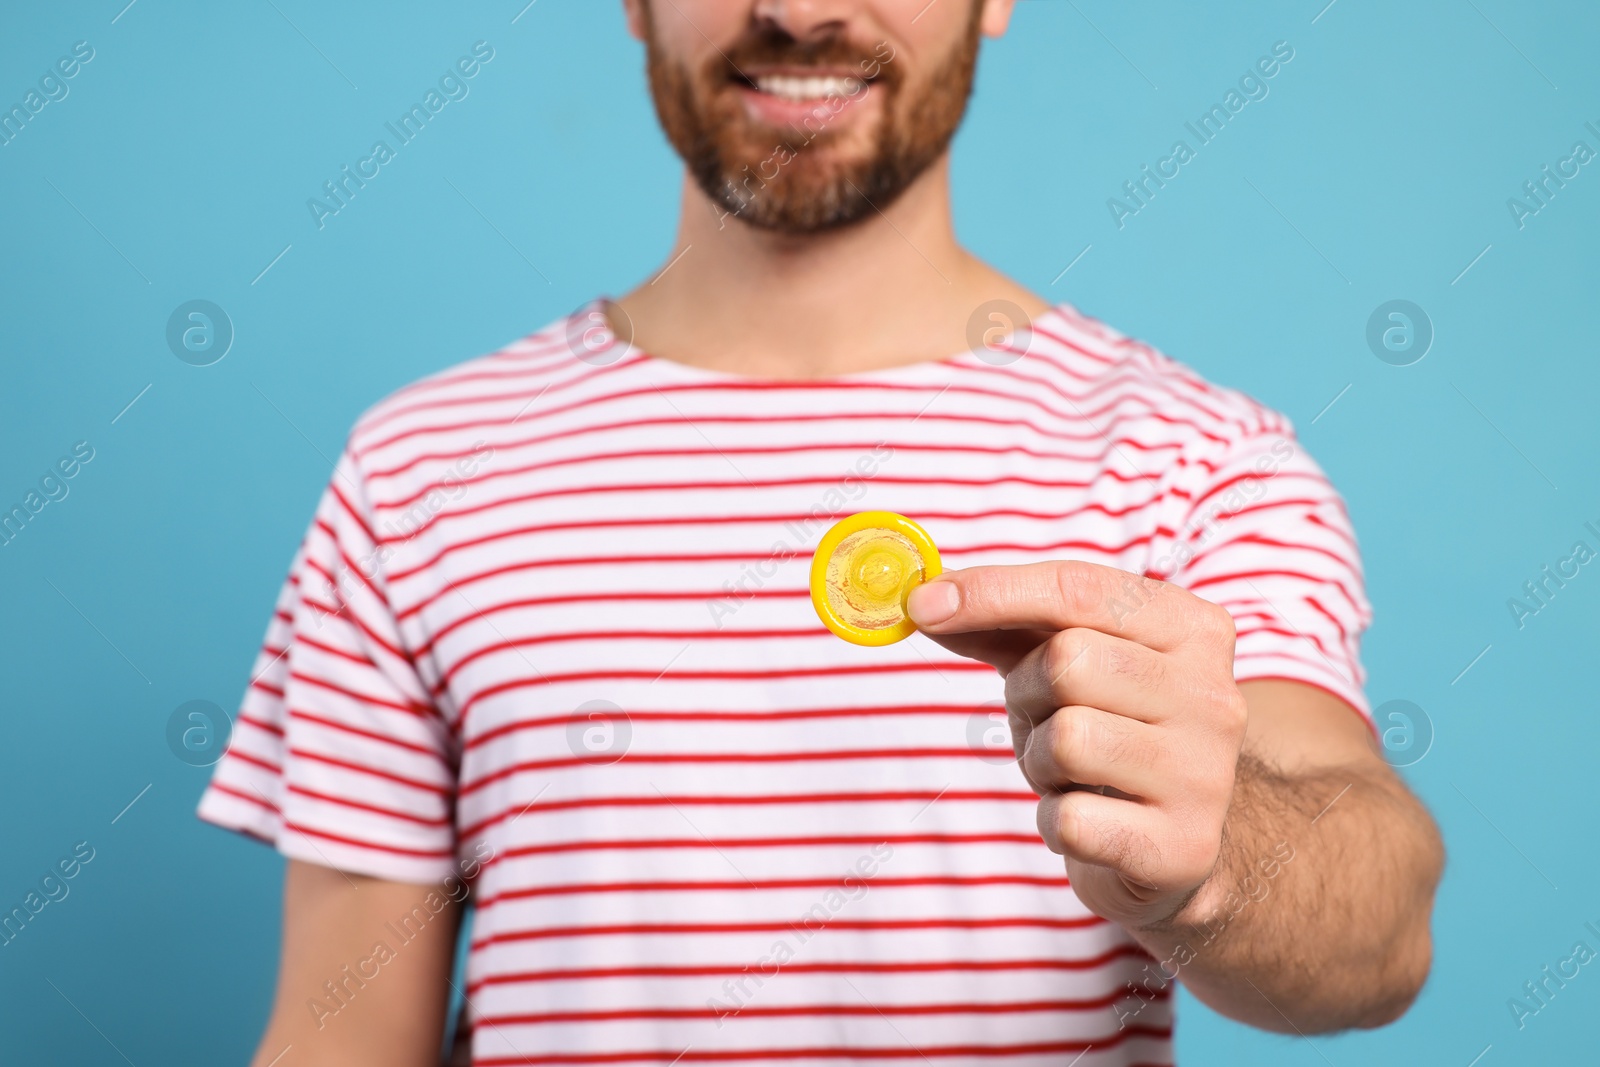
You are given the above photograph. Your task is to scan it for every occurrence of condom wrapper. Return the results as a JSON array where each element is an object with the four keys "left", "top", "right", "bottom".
[{"left": 810, "top": 511, "right": 942, "bottom": 646}]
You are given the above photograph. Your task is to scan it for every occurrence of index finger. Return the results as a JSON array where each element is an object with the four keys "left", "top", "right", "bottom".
[{"left": 905, "top": 560, "right": 1223, "bottom": 654}]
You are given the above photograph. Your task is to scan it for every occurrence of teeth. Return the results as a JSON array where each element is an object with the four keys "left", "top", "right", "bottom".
[{"left": 753, "top": 74, "right": 865, "bottom": 102}]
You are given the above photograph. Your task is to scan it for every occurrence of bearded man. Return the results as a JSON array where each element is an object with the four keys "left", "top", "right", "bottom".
[{"left": 202, "top": 3, "right": 1444, "bottom": 1064}]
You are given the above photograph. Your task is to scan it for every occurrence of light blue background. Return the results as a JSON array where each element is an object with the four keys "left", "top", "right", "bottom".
[{"left": 2, "top": 1, "right": 1597, "bottom": 1063}]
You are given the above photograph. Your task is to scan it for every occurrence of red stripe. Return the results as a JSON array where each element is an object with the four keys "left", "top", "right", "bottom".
[
  {"left": 361, "top": 332, "right": 571, "bottom": 401},
  {"left": 225, "top": 748, "right": 282, "bottom": 775},
  {"left": 458, "top": 748, "right": 1013, "bottom": 798},
  {"left": 1024, "top": 342, "right": 1235, "bottom": 425},
  {"left": 1225, "top": 610, "right": 1279, "bottom": 625},
  {"left": 359, "top": 321, "right": 1136, "bottom": 437},
  {"left": 286, "top": 708, "right": 449, "bottom": 761},
  {"left": 1165, "top": 497, "right": 1358, "bottom": 560},
  {"left": 373, "top": 437, "right": 1169, "bottom": 513},
  {"left": 435, "top": 628, "right": 820, "bottom": 694},
  {"left": 286, "top": 782, "right": 452, "bottom": 827},
  {"left": 462, "top": 702, "right": 989, "bottom": 753},
  {"left": 1031, "top": 320, "right": 1237, "bottom": 427},
  {"left": 361, "top": 313, "right": 1123, "bottom": 434},
  {"left": 1187, "top": 532, "right": 1358, "bottom": 576},
  {"left": 473, "top": 991, "right": 1165, "bottom": 1025},
  {"left": 357, "top": 344, "right": 646, "bottom": 441},
  {"left": 1304, "top": 509, "right": 1358, "bottom": 549},
  {"left": 963, "top": 339, "right": 1129, "bottom": 392},
  {"left": 386, "top": 504, "right": 1181, "bottom": 585},
  {"left": 470, "top": 914, "right": 1107, "bottom": 951},
  {"left": 327, "top": 479, "right": 381, "bottom": 552},
  {"left": 381, "top": 471, "right": 1179, "bottom": 547},
  {"left": 413, "top": 573, "right": 1154, "bottom": 662},
  {"left": 1232, "top": 652, "right": 1353, "bottom": 689},
  {"left": 297, "top": 558, "right": 411, "bottom": 664},
  {"left": 1234, "top": 624, "right": 1339, "bottom": 664},
  {"left": 1183, "top": 568, "right": 1363, "bottom": 619},
  {"left": 354, "top": 343, "right": 1221, "bottom": 456},
  {"left": 1187, "top": 468, "right": 1330, "bottom": 517},
  {"left": 485, "top": 832, "right": 1037, "bottom": 859},
  {"left": 467, "top": 948, "right": 1159, "bottom": 997},
  {"left": 1030, "top": 320, "right": 1120, "bottom": 366},
  {"left": 1232, "top": 498, "right": 1357, "bottom": 549},
  {"left": 283, "top": 745, "right": 452, "bottom": 796},
  {"left": 459, "top": 790, "right": 1035, "bottom": 840},
  {"left": 236, "top": 712, "right": 284, "bottom": 738},
  {"left": 312, "top": 517, "right": 389, "bottom": 613},
  {"left": 399, "top": 531, "right": 1163, "bottom": 625},
  {"left": 207, "top": 779, "right": 280, "bottom": 814},
  {"left": 474, "top": 874, "right": 1072, "bottom": 909},
  {"left": 411, "top": 588, "right": 797, "bottom": 655},
  {"left": 365, "top": 335, "right": 572, "bottom": 409},
  {"left": 295, "top": 630, "right": 392, "bottom": 670},
  {"left": 1305, "top": 592, "right": 1359, "bottom": 641},
  {"left": 355, "top": 373, "right": 1230, "bottom": 465},
  {"left": 364, "top": 409, "right": 1193, "bottom": 484},
  {"left": 287, "top": 668, "right": 432, "bottom": 718},
  {"left": 278, "top": 817, "right": 453, "bottom": 860},
  {"left": 1101, "top": 334, "right": 1246, "bottom": 419},
  {"left": 452, "top": 661, "right": 992, "bottom": 733}
]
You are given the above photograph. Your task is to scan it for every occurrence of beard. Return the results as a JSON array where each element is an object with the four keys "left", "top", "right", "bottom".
[{"left": 641, "top": 5, "right": 983, "bottom": 234}]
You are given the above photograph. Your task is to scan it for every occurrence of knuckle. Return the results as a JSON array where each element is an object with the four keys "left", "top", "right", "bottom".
[
  {"left": 1044, "top": 629, "right": 1094, "bottom": 691},
  {"left": 1047, "top": 706, "right": 1154, "bottom": 781},
  {"left": 1015, "top": 723, "right": 1046, "bottom": 786},
  {"left": 1170, "top": 811, "right": 1223, "bottom": 883},
  {"left": 1198, "top": 601, "right": 1237, "bottom": 644},
  {"left": 1001, "top": 670, "right": 1033, "bottom": 719},
  {"left": 1047, "top": 793, "right": 1090, "bottom": 854},
  {"left": 1049, "top": 707, "right": 1091, "bottom": 773},
  {"left": 1201, "top": 684, "right": 1249, "bottom": 735},
  {"left": 1053, "top": 561, "right": 1102, "bottom": 618},
  {"left": 1226, "top": 690, "right": 1250, "bottom": 733}
]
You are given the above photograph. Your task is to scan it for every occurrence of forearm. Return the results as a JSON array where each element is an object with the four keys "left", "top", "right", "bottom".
[{"left": 1124, "top": 752, "right": 1445, "bottom": 1033}]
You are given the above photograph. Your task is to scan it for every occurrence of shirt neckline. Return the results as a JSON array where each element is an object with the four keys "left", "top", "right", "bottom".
[{"left": 579, "top": 297, "right": 1072, "bottom": 386}]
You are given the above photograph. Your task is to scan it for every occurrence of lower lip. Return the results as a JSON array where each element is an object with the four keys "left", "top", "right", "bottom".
[{"left": 735, "top": 82, "right": 876, "bottom": 131}]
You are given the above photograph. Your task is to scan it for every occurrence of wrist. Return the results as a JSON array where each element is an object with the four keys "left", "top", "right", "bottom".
[{"left": 1137, "top": 837, "right": 1298, "bottom": 947}]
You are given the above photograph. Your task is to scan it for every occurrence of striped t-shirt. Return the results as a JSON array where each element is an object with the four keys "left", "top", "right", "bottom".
[{"left": 198, "top": 298, "right": 1373, "bottom": 1067}]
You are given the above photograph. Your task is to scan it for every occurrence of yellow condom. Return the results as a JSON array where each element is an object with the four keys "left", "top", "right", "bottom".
[{"left": 810, "top": 511, "right": 942, "bottom": 646}]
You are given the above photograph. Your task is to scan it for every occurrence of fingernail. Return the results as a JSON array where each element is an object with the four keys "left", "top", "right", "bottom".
[{"left": 906, "top": 580, "right": 958, "bottom": 627}]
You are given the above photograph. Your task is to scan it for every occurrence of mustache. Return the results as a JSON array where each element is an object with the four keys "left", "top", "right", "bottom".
[{"left": 715, "top": 29, "right": 898, "bottom": 86}]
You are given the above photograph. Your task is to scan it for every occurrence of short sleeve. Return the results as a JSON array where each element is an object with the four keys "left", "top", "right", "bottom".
[
  {"left": 1150, "top": 424, "right": 1374, "bottom": 721},
  {"left": 196, "top": 447, "right": 460, "bottom": 883}
]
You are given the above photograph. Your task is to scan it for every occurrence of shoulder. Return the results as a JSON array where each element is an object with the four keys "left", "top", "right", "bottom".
[
  {"left": 1032, "top": 302, "right": 1294, "bottom": 450},
  {"left": 341, "top": 310, "right": 579, "bottom": 465}
]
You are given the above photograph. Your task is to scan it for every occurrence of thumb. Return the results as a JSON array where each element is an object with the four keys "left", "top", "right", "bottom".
[{"left": 906, "top": 580, "right": 1052, "bottom": 675}]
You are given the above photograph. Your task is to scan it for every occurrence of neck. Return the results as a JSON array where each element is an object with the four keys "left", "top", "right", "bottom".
[{"left": 614, "top": 156, "right": 1048, "bottom": 380}]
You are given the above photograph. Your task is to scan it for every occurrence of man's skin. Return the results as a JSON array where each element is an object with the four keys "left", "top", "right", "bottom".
[{"left": 245, "top": 1, "right": 1444, "bottom": 1062}]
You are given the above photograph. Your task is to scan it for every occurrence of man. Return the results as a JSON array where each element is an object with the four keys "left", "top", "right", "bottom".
[{"left": 200, "top": 2, "right": 1444, "bottom": 1064}]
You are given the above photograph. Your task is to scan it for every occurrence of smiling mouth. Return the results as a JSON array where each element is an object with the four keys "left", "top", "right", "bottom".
[{"left": 734, "top": 69, "right": 871, "bottom": 103}]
